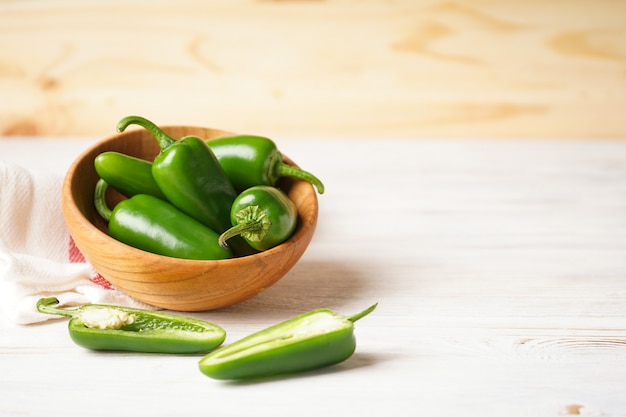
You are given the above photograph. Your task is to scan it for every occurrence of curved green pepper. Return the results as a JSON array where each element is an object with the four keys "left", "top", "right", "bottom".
[
  {"left": 116, "top": 116, "right": 256, "bottom": 257},
  {"left": 208, "top": 135, "right": 325, "bottom": 194},
  {"left": 219, "top": 185, "right": 298, "bottom": 251},
  {"left": 94, "top": 151, "right": 166, "bottom": 200},
  {"left": 198, "top": 303, "right": 377, "bottom": 380},
  {"left": 37, "top": 297, "right": 226, "bottom": 354},
  {"left": 116, "top": 115, "right": 237, "bottom": 235},
  {"left": 94, "top": 179, "right": 232, "bottom": 260}
]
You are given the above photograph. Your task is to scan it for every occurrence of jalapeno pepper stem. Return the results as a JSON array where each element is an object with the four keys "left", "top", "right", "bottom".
[
  {"left": 275, "top": 162, "right": 325, "bottom": 194},
  {"left": 37, "top": 297, "right": 79, "bottom": 319},
  {"left": 218, "top": 206, "right": 270, "bottom": 249},
  {"left": 94, "top": 178, "right": 113, "bottom": 222},
  {"left": 116, "top": 115, "right": 176, "bottom": 150},
  {"left": 346, "top": 302, "right": 378, "bottom": 322}
]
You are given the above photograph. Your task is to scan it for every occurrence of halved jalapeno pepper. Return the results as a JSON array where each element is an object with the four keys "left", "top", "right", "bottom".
[
  {"left": 37, "top": 297, "right": 226, "bottom": 354},
  {"left": 198, "top": 303, "right": 377, "bottom": 380}
]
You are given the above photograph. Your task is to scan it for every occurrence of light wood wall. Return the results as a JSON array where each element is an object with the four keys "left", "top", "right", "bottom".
[{"left": 1, "top": 0, "right": 625, "bottom": 139}]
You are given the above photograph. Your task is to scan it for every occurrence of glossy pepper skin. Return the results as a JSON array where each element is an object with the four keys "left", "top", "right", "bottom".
[
  {"left": 37, "top": 297, "right": 226, "bottom": 354},
  {"left": 94, "top": 179, "right": 232, "bottom": 260},
  {"left": 94, "top": 151, "right": 167, "bottom": 200},
  {"left": 198, "top": 303, "right": 377, "bottom": 380},
  {"left": 219, "top": 185, "right": 298, "bottom": 251},
  {"left": 208, "top": 135, "right": 325, "bottom": 194},
  {"left": 116, "top": 115, "right": 237, "bottom": 235}
]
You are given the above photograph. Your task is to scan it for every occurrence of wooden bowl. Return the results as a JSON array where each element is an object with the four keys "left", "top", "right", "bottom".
[{"left": 62, "top": 126, "right": 318, "bottom": 311}]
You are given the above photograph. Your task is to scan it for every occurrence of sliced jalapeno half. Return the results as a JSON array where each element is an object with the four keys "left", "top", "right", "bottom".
[
  {"left": 37, "top": 297, "right": 226, "bottom": 354},
  {"left": 198, "top": 303, "right": 377, "bottom": 380}
]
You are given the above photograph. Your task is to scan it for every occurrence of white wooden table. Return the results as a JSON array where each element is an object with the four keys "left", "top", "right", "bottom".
[{"left": 1, "top": 137, "right": 625, "bottom": 417}]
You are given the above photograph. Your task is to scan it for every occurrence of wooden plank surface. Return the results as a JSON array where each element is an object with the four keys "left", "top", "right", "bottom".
[
  {"left": 1, "top": 137, "right": 626, "bottom": 416},
  {"left": 1, "top": 0, "right": 625, "bottom": 138}
]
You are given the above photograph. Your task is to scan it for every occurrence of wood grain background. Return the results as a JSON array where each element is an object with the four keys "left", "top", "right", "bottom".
[{"left": 1, "top": 0, "right": 625, "bottom": 139}]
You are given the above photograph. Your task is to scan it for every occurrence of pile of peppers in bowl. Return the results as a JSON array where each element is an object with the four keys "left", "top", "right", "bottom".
[{"left": 93, "top": 115, "right": 325, "bottom": 260}]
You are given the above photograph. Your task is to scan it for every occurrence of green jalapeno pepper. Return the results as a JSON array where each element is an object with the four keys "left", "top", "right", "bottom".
[
  {"left": 219, "top": 185, "right": 298, "bottom": 251},
  {"left": 94, "top": 151, "right": 166, "bottom": 200},
  {"left": 116, "top": 116, "right": 256, "bottom": 257},
  {"left": 94, "top": 179, "right": 232, "bottom": 260},
  {"left": 198, "top": 303, "right": 377, "bottom": 380},
  {"left": 37, "top": 297, "right": 226, "bottom": 354},
  {"left": 116, "top": 115, "right": 236, "bottom": 235},
  {"left": 208, "top": 134, "right": 325, "bottom": 194}
]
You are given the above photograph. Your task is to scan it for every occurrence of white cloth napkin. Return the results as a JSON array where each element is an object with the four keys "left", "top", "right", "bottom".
[{"left": 0, "top": 162, "right": 153, "bottom": 325}]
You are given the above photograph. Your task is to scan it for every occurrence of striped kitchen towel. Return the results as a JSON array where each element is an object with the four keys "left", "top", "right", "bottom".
[{"left": 0, "top": 162, "right": 152, "bottom": 324}]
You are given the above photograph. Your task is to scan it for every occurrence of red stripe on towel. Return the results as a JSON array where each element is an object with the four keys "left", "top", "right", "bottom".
[
  {"left": 68, "top": 236, "right": 86, "bottom": 263},
  {"left": 69, "top": 236, "right": 113, "bottom": 290}
]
